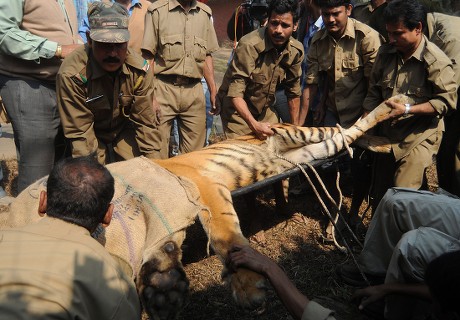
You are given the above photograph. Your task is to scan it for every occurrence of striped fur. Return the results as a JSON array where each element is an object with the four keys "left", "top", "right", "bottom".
[{"left": 144, "top": 94, "right": 408, "bottom": 314}]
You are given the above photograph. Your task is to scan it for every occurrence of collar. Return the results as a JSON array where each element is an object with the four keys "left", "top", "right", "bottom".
[
  {"left": 168, "top": 0, "right": 198, "bottom": 12},
  {"left": 387, "top": 35, "right": 425, "bottom": 62},
  {"left": 321, "top": 17, "right": 355, "bottom": 41},
  {"left": 31, "top": 216, "right": 91, "bottom": 238},
  {"left": 406, "top": 35, "right": 426, "bottom": 62},
  {"left": 314, "top": 16, "right": 324, "bottom": 29}
]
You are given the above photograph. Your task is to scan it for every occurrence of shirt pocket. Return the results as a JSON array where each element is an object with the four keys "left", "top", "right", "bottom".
[
  {"left": 379, "top": 77, "right": 395, "bottom": 98},
  {"left": 407, "top": 85, "right": 430, "bottom": 103},
  {"left": 248, "top": 73, "right": 270, "bottom": 105},
  {"left": 342, "top": 57, "right": 362, "bottom": 81},
  {"left": 250, "top": 72, "right": 269, "bottom": 91},
  {"left": 160, "top": 34, "right": 184, "bottom": 61},
  {"left": 86, "top": 96, "right": 111, "bottom": 123},
  {"left": 193, "top": 36, "right": 207, "bottom": 62}
]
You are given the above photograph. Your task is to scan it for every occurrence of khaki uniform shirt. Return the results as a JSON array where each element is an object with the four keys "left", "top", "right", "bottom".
[
  {"left": 218, "top": 27, "right": 304, "bottom": 119},
  {"left": 141, "top": 0, "right": 219, "bottom": 79},
  {"left": 427, "top": 12, "right": 460, "bottom": 85},
  {"left": 305, "top": 18, "right": 382, "bottom": 128},
  {"left": 0, "top": 217, "right": 141, "bottom": 319},
  {"left": 363, "top": 36, "right": 457, "bottom": 160},
  {"left": 56, "top": 45, "right": 160, "bottom": 161}
]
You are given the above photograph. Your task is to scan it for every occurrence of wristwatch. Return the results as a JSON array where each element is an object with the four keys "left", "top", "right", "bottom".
[{"left": 404, "top": 103, "right": 412, "bottom": 116}]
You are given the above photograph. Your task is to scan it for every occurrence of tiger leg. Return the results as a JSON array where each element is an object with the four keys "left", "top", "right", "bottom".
[
  {"left": 197, "top": 187, "right": 268, "bottom": 312},
  {"left": 273, "top": 179, "right": 290, "bottom": 215},
  {"left": 136, "top": 231, "right": 190, "bottom": 320}
]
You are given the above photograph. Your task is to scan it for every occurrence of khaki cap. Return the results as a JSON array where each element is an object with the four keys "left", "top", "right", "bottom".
[{"left": 88, "top": 1, "right": 130, "bottom": 43}]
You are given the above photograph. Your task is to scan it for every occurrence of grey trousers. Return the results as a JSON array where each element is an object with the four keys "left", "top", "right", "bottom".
[
  {"left": 384, "top": 227, "right": 460, "bottom": 319},
  {"left": 358, "top": 188, "right": 460, "bottom": 319},
  {"left": 0, "top": 75, "right": 61, "bottom": 193},
  {"left": 360, "top": 187, "right": 460, "bottom": 275}
]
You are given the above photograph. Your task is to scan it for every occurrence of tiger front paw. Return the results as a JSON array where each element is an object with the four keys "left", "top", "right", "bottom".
[{"left": 225, "top": 267, "right": 268, "bottom": 314}]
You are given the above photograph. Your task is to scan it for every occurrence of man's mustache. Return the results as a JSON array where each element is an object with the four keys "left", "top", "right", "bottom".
[{"left": 103, "top": 57, "right": 120, "bottom": 63}]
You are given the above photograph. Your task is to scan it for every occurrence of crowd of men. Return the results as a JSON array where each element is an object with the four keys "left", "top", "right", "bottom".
[{"left": 0, "top": 0, "right": 459, "bottom": 319}]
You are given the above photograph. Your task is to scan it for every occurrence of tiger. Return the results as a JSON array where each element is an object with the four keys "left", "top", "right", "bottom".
[{"left": 0, "top": 94, "right": 407, "bottom": 320}]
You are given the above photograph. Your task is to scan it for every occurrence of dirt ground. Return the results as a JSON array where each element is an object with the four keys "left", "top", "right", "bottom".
[{"left": 0, "top": 43, "right": 440, "bottom": 320}]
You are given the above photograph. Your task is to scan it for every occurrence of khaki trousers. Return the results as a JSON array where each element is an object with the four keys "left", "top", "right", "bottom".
[{"left": 154, "top": 78, "right": 205, "bottom": 159}]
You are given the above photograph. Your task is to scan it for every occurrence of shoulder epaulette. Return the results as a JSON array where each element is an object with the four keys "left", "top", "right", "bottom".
[
  {"left": 424, "top": 40, "right": 450, "bottom": 66},
  {"left": 147, "top": 0, "right": 168, "bottom": 12},
  {"left": 289, "top": 38, "right": 304, "bottom": 53},
  {"left": 196, "top": 1, "right": 212, "bottom": 16},
  {"left": 353, "top": 18, "right": 374, "bottom": 34}
]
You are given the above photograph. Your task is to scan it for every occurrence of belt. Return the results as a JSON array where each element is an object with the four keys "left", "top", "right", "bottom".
[{"left": 156, "top": 74, "right": 200, "bottom": 86}]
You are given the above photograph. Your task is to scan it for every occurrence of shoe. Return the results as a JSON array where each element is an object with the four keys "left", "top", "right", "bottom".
[{"left": 336, "top": 262, "right": 385, "bottom": 287}]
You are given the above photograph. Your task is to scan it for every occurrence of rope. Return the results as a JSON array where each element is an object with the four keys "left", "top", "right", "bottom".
[
  {"left": 336, "top": 123, "right": 353, "bottom": 158},
  {"left": 233, "top": 5, "right": 242, "bottom": 49},
  {"left": 275, "top": 153, "right": 371, "bottom": 287}
]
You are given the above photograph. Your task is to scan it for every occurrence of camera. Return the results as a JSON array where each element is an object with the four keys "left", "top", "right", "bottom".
[
  {"left": 227, "top": 0, "right": 270, "bottom": 42},
  {"left": 242, "top": 0, "right": 269, "bottom": 27}
]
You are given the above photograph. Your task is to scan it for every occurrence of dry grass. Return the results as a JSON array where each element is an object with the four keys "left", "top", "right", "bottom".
[{"left": 1, "top": 159, "right": 18, "bottom": 197}]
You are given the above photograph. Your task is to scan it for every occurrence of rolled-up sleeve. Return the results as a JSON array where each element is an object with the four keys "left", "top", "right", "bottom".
[
  {"left": 141, "top": 9, "right": 159, "bottom": 60},
  {"left": 131, "top": 69, "right": 162, "bottom": 157},
  {"left": 56, "top": 71, "right": 98, "bottom": 158},
  {"left": 284, "top": 46, "right": 304, "bottom": 98},
  {"left": 226, "top": 41, "right": 255, "bottom": 98},
  {"left": 0, "top": 0, "right": 57, "bottom": 61},
  {"left": 426, "top": 57, "right": 457, "bottom": 116},
  {"left": 304, "top": 39, "right": 320, "bottom": 86}
]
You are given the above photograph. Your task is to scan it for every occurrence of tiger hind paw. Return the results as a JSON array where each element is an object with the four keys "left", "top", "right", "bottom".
[{"left": 137, "top": 242, "right": 189, "bottom": 320}]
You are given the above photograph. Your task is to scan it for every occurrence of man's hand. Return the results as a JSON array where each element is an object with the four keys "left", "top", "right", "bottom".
[
  {"left": 152, "top": 96, "right": 162, "bottom": 126},
  {"left": 352, "top": 285, "right": 389, "bottom": 310},
  {"left": 210, "top": 95, "right": 221, "bottom": 115},
  {"left": 384, "top": 100, "right": 406, "bottom": 120},
  {"left": 227, "top": 244, "right": 272, "bottom": 276},
  {"left": 58, "top": 44, "right": 81, "bottom": 59},
  {"left": 251, "top": 121, "right": 274, "bottom": 140},
  {"left": 313, "top": 105, "right": 325, "bottom": 125}
]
